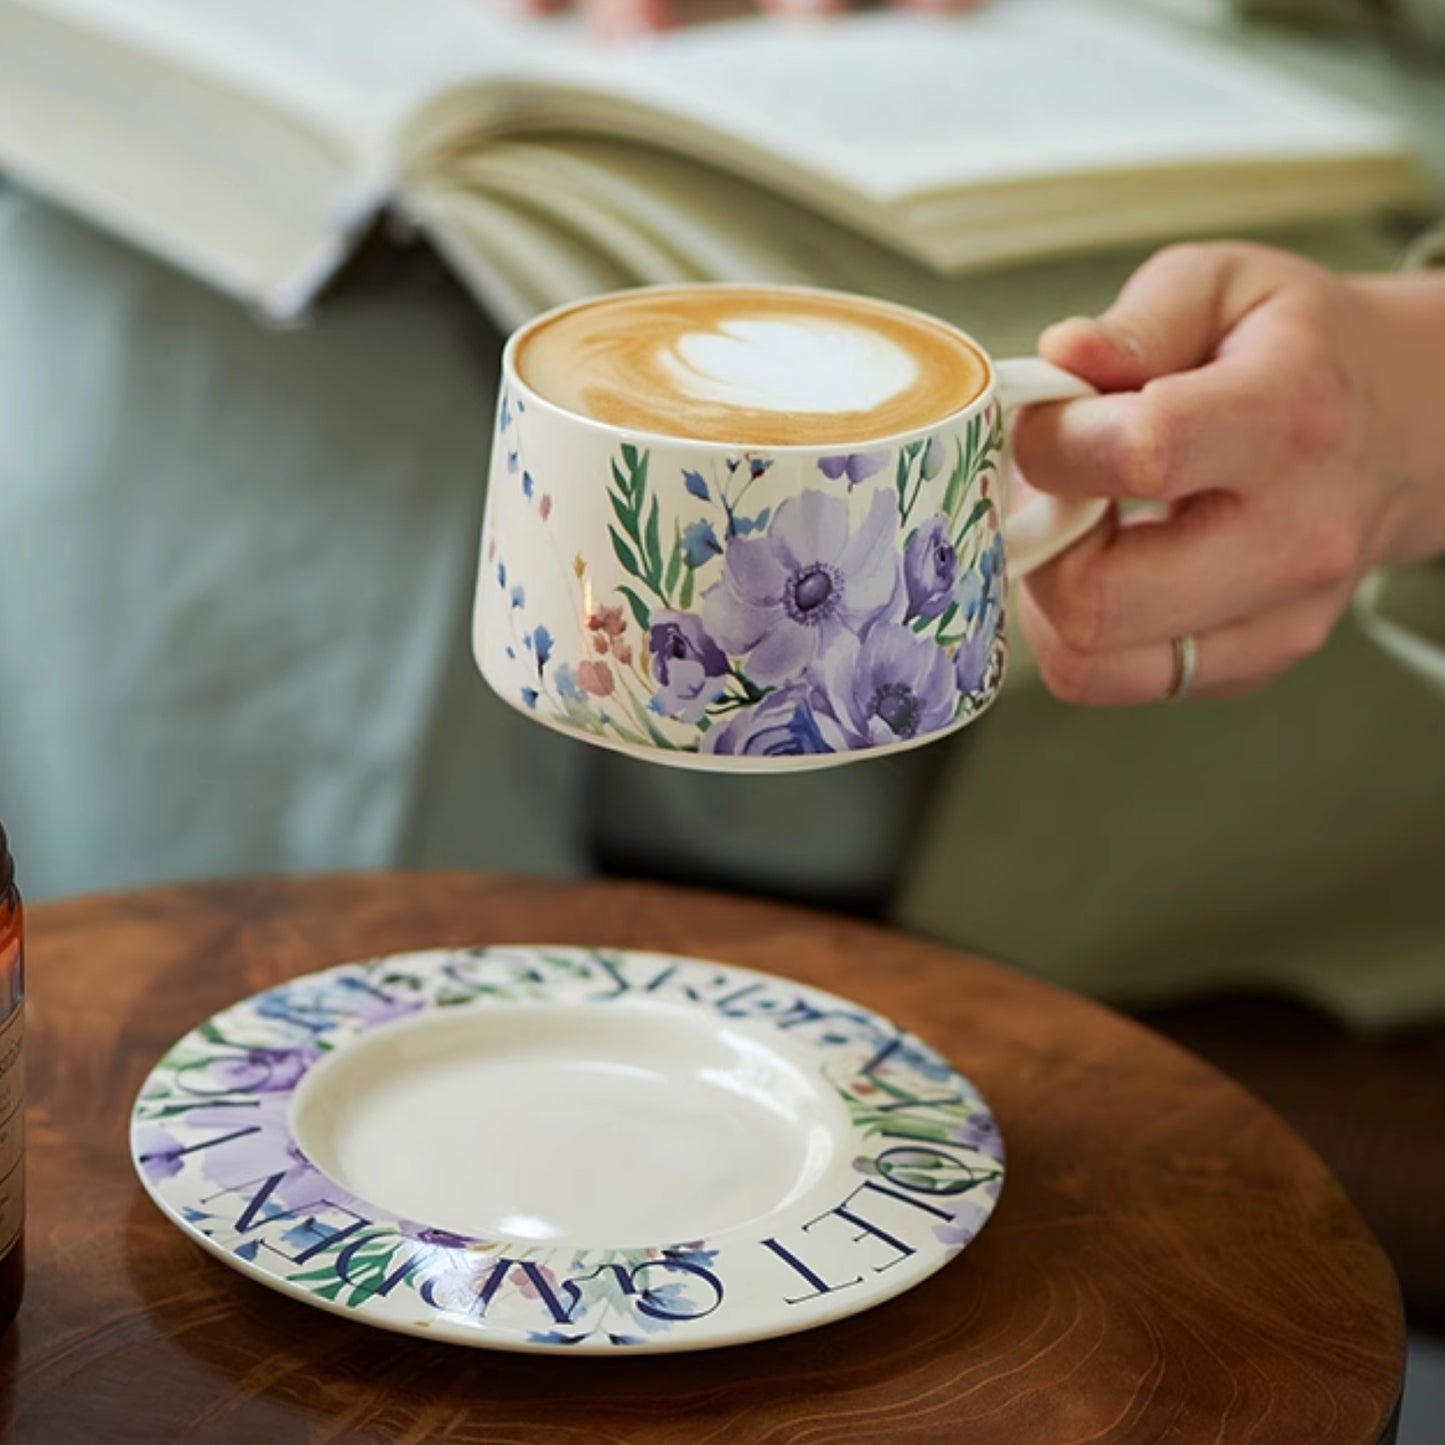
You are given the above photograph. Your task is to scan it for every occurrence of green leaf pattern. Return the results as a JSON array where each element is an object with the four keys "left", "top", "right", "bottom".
[{"left": 491, "top": 404, "right": 1008, "bottom": 754}]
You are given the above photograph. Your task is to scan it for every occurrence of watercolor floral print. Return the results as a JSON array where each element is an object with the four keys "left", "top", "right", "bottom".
[
  {"left": 133, "top": 948, "right": 1004, "bottom": 1353},
  {"left": 487, "top": 391, "right": 1006, "bottom": 758}
]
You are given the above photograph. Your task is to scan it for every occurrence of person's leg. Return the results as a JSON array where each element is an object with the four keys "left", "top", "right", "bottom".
[
  {"left": 897, "top": 614, "right": 1445, "bottom": 1030},
  {"left": 0, "top": 191, "right": 587, "bottom": 898}
]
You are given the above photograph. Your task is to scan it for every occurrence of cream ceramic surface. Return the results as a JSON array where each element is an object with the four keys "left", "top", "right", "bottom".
[
  {"left": 473, "top": 284, "right": 1105, "bottom": 772},
  {"left": 132, "top": 946, "right": 1005, "bottom": 1354},
  {"left": 290, "top": 1002, "right": 844, "bottom": 1247}
]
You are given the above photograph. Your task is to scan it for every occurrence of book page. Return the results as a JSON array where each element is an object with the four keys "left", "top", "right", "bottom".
[
  {"left": 406, "top": 183, "right": 635, "bottom": 328},
  {"left": 13, "top": 0, "right": 558, "bottom": 149},
  {"left": 414, "top": 133, "right": 1404, "bottom": 331},
  {"left": 18, "top": 0, "right": 1412, "bottom": 199},
  {"left": 528, "top": 0, "right": 1407, "bottom": 202},
  {"left": 9, "top": 0, "right": 1421, "bottom": 319}
]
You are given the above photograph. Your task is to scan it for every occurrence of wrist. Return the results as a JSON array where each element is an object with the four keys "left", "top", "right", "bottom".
[{"left": 1347, "top": 270, "right": 1445, "bottom": 566}]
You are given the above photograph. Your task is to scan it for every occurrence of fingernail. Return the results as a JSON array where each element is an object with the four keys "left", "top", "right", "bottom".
[
  {"left": 1115, "top": 331, "right": 1143, "bottom": 358},
  {"left": 1040, "top": 315, "right": 1091, "bottom": 347},
  {"left": 1094, "top": 319, "right": 1141, "bottom": 357}
]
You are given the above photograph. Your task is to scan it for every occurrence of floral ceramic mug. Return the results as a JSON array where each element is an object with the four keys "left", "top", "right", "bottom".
[{"left": 473, "top": 285, "right": 1106, "bottom": 772}]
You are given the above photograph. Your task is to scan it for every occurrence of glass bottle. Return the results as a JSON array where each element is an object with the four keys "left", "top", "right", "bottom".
[{"left": 0, "top": 823, "right": 24, "bottom": 1335}]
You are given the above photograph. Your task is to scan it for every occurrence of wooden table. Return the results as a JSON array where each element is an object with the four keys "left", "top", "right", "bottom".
[{"left": 5, "top": 874, "right": 1405, "bottom": 1444}]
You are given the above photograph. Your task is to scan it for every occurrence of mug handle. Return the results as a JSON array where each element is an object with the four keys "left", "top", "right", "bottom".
[{"left": 994, "top": 357, "right": 1110, "bottom": 578}]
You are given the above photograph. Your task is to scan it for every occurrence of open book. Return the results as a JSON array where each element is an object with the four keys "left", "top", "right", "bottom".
[{"left": 0, "top": 0, "right": 1428, "bottom": 328}]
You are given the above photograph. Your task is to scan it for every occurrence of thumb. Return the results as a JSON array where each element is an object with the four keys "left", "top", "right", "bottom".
[{"left": 1038, "top": 244, "right": 1266, "bottom": 393}]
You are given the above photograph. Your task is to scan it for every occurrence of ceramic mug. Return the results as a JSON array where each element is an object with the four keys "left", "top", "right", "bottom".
[{"left": 473, "top": 285, "right": 1106, "bottom": 772}]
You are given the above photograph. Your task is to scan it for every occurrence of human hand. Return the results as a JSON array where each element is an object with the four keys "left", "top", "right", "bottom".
[
  {"left": 518, "top": 0, "right": 985, "bottom": 40},
  {"left": 1012, "top": 242, "right": 1445, "bottom": 704}
]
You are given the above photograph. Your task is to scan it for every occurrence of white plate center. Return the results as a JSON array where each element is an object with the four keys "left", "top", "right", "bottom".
[{"left": 290, "top": 1001, "right": 847, "bottom": 1248}]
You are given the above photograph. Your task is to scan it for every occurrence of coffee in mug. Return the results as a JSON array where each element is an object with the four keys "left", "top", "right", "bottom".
[{"left": 515, "top": 286, "right": 991, "bottom": 445}]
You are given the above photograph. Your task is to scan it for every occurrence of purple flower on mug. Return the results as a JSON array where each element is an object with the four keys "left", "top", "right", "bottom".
[
  {"left": 982, "top": 530, "right": 1004, "bottom": 579},
  {"left": 956, "top": 569, "right": 983, "bottom": 624},
  {"left": 973, "top": 532, "right": 1006, "bottom": 619},
  {"left": 957, "top": 543, "right": 1003, "bottom": 631},
  {"left": 903, "top": 516, "right": 957, "bottom": 622},
  {"left": 819, "top": 622, "right": 958, "bottom": 747},
  {"left": 702, "top": 686, "right": 836, "bottom": 758},
  {"left": 649, "top": 612, "right": 730, "bottom": 724},
  {"left": 954, "top": 626, "right": 995, "bottom": 696},
  {"left": 817, "top": 452, "right": 887, "bottom": 488},
  {"left": 731, "top": 507, "right": 771, "bottom": 538},
  {"left": 700, "top": 489, "right": 903, "bottom": 685},
  {"left": 680, "top": 520, "right": 723, "bottom": 569},
  {"left": 954, "top": 548, "right": 1005, "bottom": 697}
]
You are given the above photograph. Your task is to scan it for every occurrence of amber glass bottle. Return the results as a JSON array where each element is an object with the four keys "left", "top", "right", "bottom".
[{"left": 0, "top": 823, "right": 23, "bottom": 1335}]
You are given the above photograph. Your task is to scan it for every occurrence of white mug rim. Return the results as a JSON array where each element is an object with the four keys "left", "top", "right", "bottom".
[{"left": 500, "top": 282, "right": 999, "bottom": 456}]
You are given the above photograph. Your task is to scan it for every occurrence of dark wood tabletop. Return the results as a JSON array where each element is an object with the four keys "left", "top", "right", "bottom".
[{"left": 3, "top": 873, "right": 1405, "bottom": 1444}]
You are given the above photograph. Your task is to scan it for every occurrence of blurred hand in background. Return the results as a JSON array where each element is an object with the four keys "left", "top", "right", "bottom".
[{"left": 516, "top": 0, "right": 987, "bottom": 39}]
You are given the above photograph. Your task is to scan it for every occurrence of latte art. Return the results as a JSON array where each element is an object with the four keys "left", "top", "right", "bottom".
[
  {"left": 515, "top": 287, "right": 990, "bottom": 446},
  {"left": 659, "top": 316, "right": 919, "bottom": 415}
]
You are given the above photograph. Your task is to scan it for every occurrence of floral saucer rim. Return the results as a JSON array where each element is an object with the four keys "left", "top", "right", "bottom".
[{"left": 130, "top": 945, "right": 1005, "bottom": 1354}]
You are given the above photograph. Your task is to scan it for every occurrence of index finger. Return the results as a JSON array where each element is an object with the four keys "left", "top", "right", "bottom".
[{"left": 1010, "top": 352, "right": 1292, "bottom": 504}]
